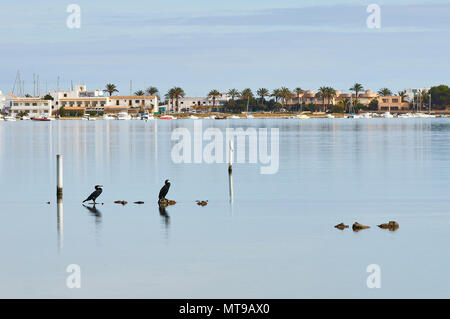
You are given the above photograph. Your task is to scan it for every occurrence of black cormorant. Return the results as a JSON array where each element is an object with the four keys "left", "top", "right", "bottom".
[
  {"left": 158, "top": 179, "right": 171, "bottom": 202},
  {"left": 83, "top": 185, "right": 103, "bottom": 204}
]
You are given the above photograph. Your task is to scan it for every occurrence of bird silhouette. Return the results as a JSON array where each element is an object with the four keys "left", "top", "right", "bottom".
[
  {"left": 83, "top": 185, "right": 103, "bottom": 204},
  {"left": 158, "top": 179, "right": 171, "bottom": 202}
]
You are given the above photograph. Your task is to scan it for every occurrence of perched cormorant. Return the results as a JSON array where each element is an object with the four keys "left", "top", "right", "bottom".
[
  {"left": 83, "top": 185, "right": 103, "bottom": 204},
  {"left": 158, "top": 179, "right": 171, "bottom": 202}
]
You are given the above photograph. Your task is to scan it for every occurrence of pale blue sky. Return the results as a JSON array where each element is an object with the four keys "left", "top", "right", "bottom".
[{"left": 0, "top": 0, "right": 449, "bottom": 97}]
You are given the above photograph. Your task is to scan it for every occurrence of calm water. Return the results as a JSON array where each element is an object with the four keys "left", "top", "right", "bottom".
[{"left": 1, "top": 118, "right": 450, "bottom": 298}]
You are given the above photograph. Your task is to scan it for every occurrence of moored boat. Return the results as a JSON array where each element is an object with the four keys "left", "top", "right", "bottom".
[
  {"left": 4, "top": 115, "right": 17, "bottom": 122},
  {"left": 32, "top": 117, "right": 51, "bottom": 122},
  {"left": 160, "top": 115, "right": 177, "bottom": 120},
  {"left": 102, "top": 114, "right": 115, "bottom": 120},
  {"left": 117, "top": 112, "right": 132, "bottom": 120},
  {"left": 382, "top": 112, "right": 394, "bottom": 118}
]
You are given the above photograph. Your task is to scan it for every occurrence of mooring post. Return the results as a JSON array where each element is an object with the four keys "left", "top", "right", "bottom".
[{"left": 56, "top": 154, "right": 63, "bottom": 199}]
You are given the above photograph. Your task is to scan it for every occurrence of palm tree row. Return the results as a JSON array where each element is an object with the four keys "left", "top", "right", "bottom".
[
  {"left": 134, "top": 86, "right": 159, "bottom": 97},
  {"left": 104, "top": 83, "right": 409, "bottom": 114},
  {"left": 165, "top": 87, "right": 185, "bottom": 112}
]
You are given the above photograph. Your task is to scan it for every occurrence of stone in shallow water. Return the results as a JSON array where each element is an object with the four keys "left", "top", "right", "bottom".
[
  {"left": 134, "top": 201, "right": 145, "bottom": 204},
  {"left": 378, "top": 221, "right": 399, "bottom": 231},
  {"left": 334, "top": 222, "right": 349, "bottom": 230},
  {"left": 352, "top": 222, "right": 370, "bottom": 232},
  {"left": 196, "top": 200, "right": 208, "bottom": 206},
  {"left": 159, "top": 199, "right": 176, "bottom": 207},
  {"left": 114, "top": 200, "right": 128, "bottom": 205}
]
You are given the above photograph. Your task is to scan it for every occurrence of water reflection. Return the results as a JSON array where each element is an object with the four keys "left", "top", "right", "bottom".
[
  {"left": 228, "top": 171, "right": 234, "bottom": 204},
  {"left": 82, "top": 204, "right": 102, "bottom": 226},
  {"left": 158, "top": 203, "right": 170, "bottom": 231},
  {"left": 56, "top": 199, "right": 63, "bottom": 252}
]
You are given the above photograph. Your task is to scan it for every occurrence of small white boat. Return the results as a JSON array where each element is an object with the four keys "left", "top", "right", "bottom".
[
  {"left": 102, "top": 114, "right": 115, "bottom": 120},
  {"left": 4, "top": 115, "right": 17, "bottom": 122},
  {"left": 326, "top": 114, "right": 335, "bottom": 118},
  {"left": 208, "top": 115, "right": 216, "bottom": 119},
  {"left": 189, "top": 115, "right": 199, "bottom": 119},
  {"left": 117, "top": 112, "right": 132, "bottom": 120},
  {"left": 296, "top": 114, "right": 310, "bottom": 119},
  {"left": 228, "top": 115, "right": 241, "bottom": 119},
  {"left": 21, "top": 115, "right": 31, "bottom": 120},
  {"left": 361, "top": 113, "right": 372, "bottom": 119},
  {"left": 398, "top": 113, "right": 414, "bottom": 118},
  {"left": 140, "top": 113, "right": 154, "bottom": 120},
  {"left": 382, "top": 112, "right": 394, "bottom": 118},
  {"left": 414, "top": 112, "right": 435, "bottom": 118},
  {"left": 246, "top": 113, "right": 255, "bottom": 119},
  {"left": 83, "top": 115, "right": 96, "bottom": 121}
]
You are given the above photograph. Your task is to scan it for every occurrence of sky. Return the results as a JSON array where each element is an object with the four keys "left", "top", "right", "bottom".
[{"left": 0, "top": 0, "right": 449, "bottom": 97}]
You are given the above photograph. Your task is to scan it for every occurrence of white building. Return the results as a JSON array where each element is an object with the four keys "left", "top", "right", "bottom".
[
  {"left": 403, "top": 88, "right": 430, "bottom": 102},
  {"left": 49, "top": 85, "right": 105, "bottom": 112},
  {"left": 0, "top": 91, "right": 5, "bottom": 112},
  {"left": 172, "top": 93, "right": 230, "bottom": 112},
  {"left": 106, "top": 95, "right": 157, "bottom": 110},
  {"left": 9, "top": 97, "right": 52, "bottom": 117}
]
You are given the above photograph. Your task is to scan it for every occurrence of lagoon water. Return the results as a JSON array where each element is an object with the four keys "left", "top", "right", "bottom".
[{"left": 1, "top": 118, "right": 450, "bottom": 298}]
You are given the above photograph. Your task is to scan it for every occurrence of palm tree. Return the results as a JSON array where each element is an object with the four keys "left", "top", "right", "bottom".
[
  {"left": 241, "top": 89, "right": 253, "bottom": 113},
  {"left": 349, "top": 83, "right": 364, "bottom": 112},
  {"left": 326, "top": 87, "right": 336, "bottom": 112},
  {"left": 419, "top": 89, "right": 429, "bottom": 110},
  {"left": 340, "top": 98, "right": 351, "bottom": 113},
  {"left": 280, "top": 87, "right": 293, "bottom": 111},
  {"left": 378, "top": 88, "right": 392, "bottom": 96},
  {"left": 208, "top": 89, "right": 221, "bottom": 112},
  {"left": 104, "top": 83, "right": 118, "bottom": 96},
  {"left": 272, "top": 89, "right": 282, "bottom": 104},
  {"left": 165, "top": 87, "right": 185, "bottom": 112},
  {"left": 134, "top": 90, "right": 145, "bottom": 96},
  {"left": 241, "top": 88, "right": 253, "bottom": 100},
  {"left": 256, "top": 88, "right": 269, "bottom": 104},
  {"left": 146, "top": 86, "right": 159, "bottom": 97},
  {"left": 318, "top": 87, "right": 328, "bottom": 112},
  {"left": 398, "top": 90, "right": 407, "bottom": 102},
  {"left": 294, "top": 88, "right": 304, "bottom": 111},
  {"left": 227, "top": 89, "right": 240, "bottom": 100}
]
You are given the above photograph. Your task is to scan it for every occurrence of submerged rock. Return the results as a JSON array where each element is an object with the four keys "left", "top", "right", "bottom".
[
  {"left": 196, "top": 200, "right": 208, "bottom": 206},
  {"left": 352, "top": 222, "right": 370, "bottom": 232},
  {"left": 159, "top": 198, "right": 176, "bottom": 207},
  {"left": 134, "top": 201, "right": 145, "bottom": 204},
  {"left": 378, "top": 221, "right": 399, "bottom": 231},
  {"left": 114, "top": 200, "right": 128, "bottom": 205},
  {"left": 334, "top": 222, "right": 349, "bottom": 230}
]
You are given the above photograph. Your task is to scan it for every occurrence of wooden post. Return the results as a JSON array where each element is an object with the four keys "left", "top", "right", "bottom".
[
  {"left": 228, "top": 140, "right": 233, "bottom": 174},
  {"left": 56, "top": 154, "right": 63, "bottom": 199}
]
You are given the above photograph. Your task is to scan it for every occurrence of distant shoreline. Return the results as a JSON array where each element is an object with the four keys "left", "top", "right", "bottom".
[{"left": 53, "top": 111, "right": 450, "bottom": 120}]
